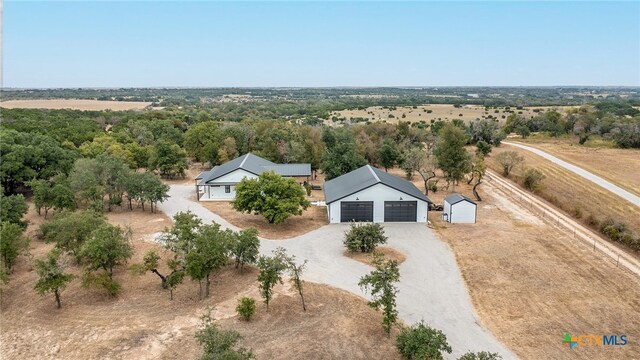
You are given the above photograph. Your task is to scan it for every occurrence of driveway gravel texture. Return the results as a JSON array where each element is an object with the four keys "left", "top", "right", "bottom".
[{"left": 158, "top": 185, "right": 517, "bottom": 359}]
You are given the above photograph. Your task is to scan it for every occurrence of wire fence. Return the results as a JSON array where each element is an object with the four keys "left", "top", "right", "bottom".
[{"left": 486, "top": 173, "right": 639, "bottom": 277}]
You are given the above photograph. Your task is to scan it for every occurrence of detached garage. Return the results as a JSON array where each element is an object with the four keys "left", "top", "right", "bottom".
[
  {"left": 324, "top": 165, "right": 431, "bottom": 223},
  {"left": 443, "top": 193, "right": 477, "bottom": 224}
]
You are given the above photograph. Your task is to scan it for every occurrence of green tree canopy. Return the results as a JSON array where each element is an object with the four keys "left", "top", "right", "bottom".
[
  {"left": 34, "top": 248, "right": 75, "bottom": 309},
  {"left": 434, "top": 123, "right": 471, "bottom": 189}
]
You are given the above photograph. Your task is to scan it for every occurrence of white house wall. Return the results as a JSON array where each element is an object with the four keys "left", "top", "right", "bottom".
[
  {"left": 446, "top": 201, "right": 476, "bottom": 224},
  {"left": 200, "top": 169, "right": 257, "bottom": 201},
  {"left": 327, "top": 183, "right": 428, "bottom": 223}
]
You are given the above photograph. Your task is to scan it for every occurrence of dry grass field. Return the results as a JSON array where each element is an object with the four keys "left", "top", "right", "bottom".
[
  {"left": 0, "top": 204, "right": 401, "bottom": 359},
  {"left": 344, "top": 246, "right": 407, "bottom": 267},
  {"left": 0, "top": 99, "right": 151, "bottom": 111},
  {"left": 331, "top": 104, "right": 576, "bottom": 124},
  {"left": 487, "top": 145, "right": 640, "bottom": 253},
  {"left": 509, "top": 137, "right": 640, "bottom": 195},
  {"left": 431, "top": 182, "right": 640, "bottom": 360}
]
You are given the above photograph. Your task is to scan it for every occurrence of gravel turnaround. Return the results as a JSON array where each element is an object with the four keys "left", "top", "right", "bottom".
[{"left": 159, "top": 185, "right": 517, "bottom": 359}]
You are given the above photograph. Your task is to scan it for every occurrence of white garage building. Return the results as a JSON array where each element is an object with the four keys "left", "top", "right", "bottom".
[
  {"left": 443, "top": 193, "right": 477, "bottom": 224},
  {"left": 324, "top": 165, "right": 432, "bottom": 223}
]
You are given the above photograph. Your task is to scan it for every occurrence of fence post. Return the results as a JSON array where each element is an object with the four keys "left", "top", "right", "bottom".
[
  {"left": 617, "top": 255, "right": 620, "bottom": 267},
  {"left": 593, "top": 239, "right": 596, "bottom": 250}
]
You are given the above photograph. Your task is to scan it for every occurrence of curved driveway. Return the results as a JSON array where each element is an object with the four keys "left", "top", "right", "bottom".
[
  {"left": 158, "top": 185, "right": 517, "bottom": 359},
  {"left": 503, "top": 141, "right": 640, "bottom": 207}
]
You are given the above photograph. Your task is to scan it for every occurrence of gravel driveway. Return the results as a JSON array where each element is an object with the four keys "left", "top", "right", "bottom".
[{"left": 158, "top": 185, "right": 517, "bottom": 359}]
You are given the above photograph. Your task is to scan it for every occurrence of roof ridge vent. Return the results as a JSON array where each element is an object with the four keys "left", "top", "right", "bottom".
[{"left": 367, "top": 165, "right": 380, "bottom": 182}]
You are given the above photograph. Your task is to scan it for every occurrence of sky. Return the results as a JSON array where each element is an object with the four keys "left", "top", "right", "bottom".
[{"left": 3, "top": 1, "right": 640, "bottom": 88}]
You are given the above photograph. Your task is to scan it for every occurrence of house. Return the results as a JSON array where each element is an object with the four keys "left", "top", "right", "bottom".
[
  {"left": 324, "top": 165, "right": 432, "bottom": 223},
  {"left": 195, "top": 153, "right": 311, "bottom": 201},
  {"left": 443, "top": 193, "right": 477, "bottom": 224}
]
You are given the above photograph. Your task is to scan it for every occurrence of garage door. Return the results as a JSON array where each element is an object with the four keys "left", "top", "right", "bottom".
[
  {"left": 340, "top": 201, "right": 374, "bottom": 222},
  {"left": 384, "top": 201, "right": 417, "bottom": 222}
]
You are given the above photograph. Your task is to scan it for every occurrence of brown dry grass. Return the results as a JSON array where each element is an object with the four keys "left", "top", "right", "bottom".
[
  {"left": 199, "top": 201, "right": 328, "bottom": 240},
  {"left": 1, "top": 203, "right": 401, "bottom": 360},
  {"left": 433, "top": 184, "right": 640, "bottom": 360},
  {"left": 0, "top": 99, "right": 151, "bottom": 111},
  {"left": 332, "top": 105, "right": 576, "bottom": 124},
  {"left": 344, "top": 246, "right": 407, "bottom": 267},
  {"left": 487, "top": 145, "right": 640, "bottom": 255},
  {"left": 510, "top": 137, "right": 640, "bottom": 195}
]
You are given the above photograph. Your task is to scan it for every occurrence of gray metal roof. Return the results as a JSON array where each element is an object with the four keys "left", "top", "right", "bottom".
[
  {"left": 324, "top": 165, "right": 432, "bottom": 204},
  {"left": 444, "top": 193, "right": 476, "bottom": 206},
  {"left": 197, "top": 153, "right": 310, "bottom": 185}
]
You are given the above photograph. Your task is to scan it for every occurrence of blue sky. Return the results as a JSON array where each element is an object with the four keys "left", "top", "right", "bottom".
[{"left": 3, "top": 1, "right": 639, "bottom": 87}]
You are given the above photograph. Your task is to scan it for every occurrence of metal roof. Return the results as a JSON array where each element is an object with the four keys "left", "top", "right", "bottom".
[
  {"left": 324, "top": 165, "right": 432, "bottom": 204},
  {"left": 197, "top": 153, "right": 310, "bottom": 185},
  {"left": 444, "top": 193, "right": 477, "bottom": 206}
]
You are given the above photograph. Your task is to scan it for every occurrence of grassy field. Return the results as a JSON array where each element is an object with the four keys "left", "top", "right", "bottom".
[
  {"left": 508, "top": 136, "right": 640, "bottom": 195},
  {"left": 331, "top": 104, "right": 576, "bottom": 124},
  {"left": 432, "top": 181, "right": 640, "bottom": 360},
  {"left": 0, "top": 204, "right": 401, "bottom": 359},
  {"left": 0, "top": 99, "right": 152, "bottom": 110},
  {"left": 487, "top": 145, "right": 640, "bottom": 254}
]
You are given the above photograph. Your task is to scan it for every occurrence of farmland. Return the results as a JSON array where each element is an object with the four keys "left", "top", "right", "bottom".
[{"left": 331, "top": 104, "right": 576, "bottom": 124}]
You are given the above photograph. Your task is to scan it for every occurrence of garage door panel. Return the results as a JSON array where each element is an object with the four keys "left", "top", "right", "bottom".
[
  {"left": 384, "top": 201, "right": 417, "bottom": 222},
  {"left": 340, "top": 201, "right": 373, "bottom": 222}
]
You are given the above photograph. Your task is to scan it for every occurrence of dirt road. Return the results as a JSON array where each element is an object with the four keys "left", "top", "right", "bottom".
[{"left": 502, "top": 141, "right": 640, "bottom": 207}]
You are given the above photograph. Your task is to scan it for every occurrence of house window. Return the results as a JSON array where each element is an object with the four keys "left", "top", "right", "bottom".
[{"left": 225, "top": 185, "right": 231, "bottom": 193}]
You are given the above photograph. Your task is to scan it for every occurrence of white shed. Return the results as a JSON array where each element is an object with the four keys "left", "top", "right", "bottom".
[
  {"left": 443, "top": 193, "right": 477, "bottom": 224},
  {"left": 324, "top": 165, "right": 432, "bottom": 223}
]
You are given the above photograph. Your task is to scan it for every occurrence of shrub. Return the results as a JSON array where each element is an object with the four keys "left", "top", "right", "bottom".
[
  {"left": 458, "top": 351, "right": 503, "bottom": 360},
  {"left": 428, "top": 180, "right": 439, "bottom": 193},
  {"left": 522, "top": 168, "right": 545, "bottom": 191},
  {"left": 396, "top": 321, "right": 452, "bottom": 360},
  {"left": 236, "top": 297, "right": 256, "bottom": 321},
  {"left": 585, "top": 214, "right": 599, "bottom": 228},
  {"left": 343, "top": 223, "right": 388, "bottom": 253},
  {"left": 475, "top": 140, "right": 492, "bottom": 157}
]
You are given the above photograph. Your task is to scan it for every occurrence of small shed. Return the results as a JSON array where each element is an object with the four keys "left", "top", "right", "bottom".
[{"left": 443, "top": 193, "right": 477, "bottom": 224}]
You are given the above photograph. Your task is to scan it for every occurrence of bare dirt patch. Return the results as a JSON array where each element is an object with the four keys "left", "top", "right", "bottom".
[
  {"left": 1, "top": 203, "right": 400, "bottom": 360},
  {"left": 344, "top": 246, "right": 407, "bottom": 266},
  {"left": 433, "top": 186, "right": 640, "bottom": 360},
  {"left": 199, "top": 201, "right": 328, "bottom": 240},
  {"left": 0, "top": 99, "right": 151, "bottom": 111}
]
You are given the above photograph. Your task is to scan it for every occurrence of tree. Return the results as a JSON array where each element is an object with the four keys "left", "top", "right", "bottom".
[
  {"left": 277, "top": 248, "right": 308, "bottom": 311},
  {"left": 186, "top": 223, "right": 230, "bottom": 299},
  {"left": 522, "top": 168, "right": 545, "bottom": 191},
  {"left": 400, "top": 147, "right": 438, "bottom": 195},
  {"left": 0, "top": 222, "right": 26, "bottom": 271},
  {"left": 40, "top": 210, "right": 106, "bottom": 260},
  {"left": 229, "top": 228, "right": 260, "bottom": 270},
  {"left": 321, "top": 129, "right": 367, "bottom": 180},
  {"left": 80, "top": 224, "right": 133, "bottom": 279},
  {"left": 359, "top": 253, "right": 400, "bottom": 334},
  {"left": 195, "top": 310, "right": 254, "bottom": 360},
  {"left": 256, "top": 250, "right": 287, "bottom": 310},
  {"left": 149, "top": 140, "right": 187, "bottom": 178},
  {"left": 232, "top": 171, "right": 310, "bottom": 224},
  {"left": 466, "top": 157, "right": 487, "bottom": 201},
  {"left": 34, "top": 248, "right": 75, "bottom": 309},
  {"left": 344, "top": 223, "right": 388, "bottom": 253},
  {"left": 434, "top": 123, "right": 471, "bottom": 191},
  {"left": 395, "top": 321, "right": 453, "bottom": 360},
  {"left": 0, "top": 187, "right": 28, "bottom": 228},
  {"left": 134, "top": 250, "right": 169, "bottom": 289},
  {"left": 29, "top": 179, "right": 56, "bottom": 218},
  {"left": 475, "top": 140, "right": 492, "bottom": 158},
  {"left": 378, "top": 141, "right": 401, "bottom": 172},
  {"left": 458, "top": 351, "right": 503, "bottom": 360},
  {"left": 515, "top": 125, "right": 531, "bottom": 139},
  {"left": 494, "top": 151, "right": 524, "bottom": 177},
  {"left": 139, "top": 171, "right": 170, "bottom": 213}
]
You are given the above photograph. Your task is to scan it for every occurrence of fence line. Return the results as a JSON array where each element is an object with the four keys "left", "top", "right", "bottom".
[{"left": 486, "top": 173, "right": 640, "bottom": 277}]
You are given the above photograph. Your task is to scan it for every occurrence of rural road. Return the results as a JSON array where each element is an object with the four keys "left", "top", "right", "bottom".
[
  {"left": 158, "top": 185, "right": 517, "bottom": 360},
  {"left": 502, "top": 141, "right": 640, "bottom": 208}
]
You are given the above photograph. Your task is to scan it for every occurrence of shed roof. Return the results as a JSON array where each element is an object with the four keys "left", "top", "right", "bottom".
[
  {"left": 324, "top": 165, "right": 432, "bottom": 204},
  {"left": 197, "top": 153, "right": 311, "bottom": 185},
  {"left": 444, "top": 193, "right": 477, "bottom": 206}
]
